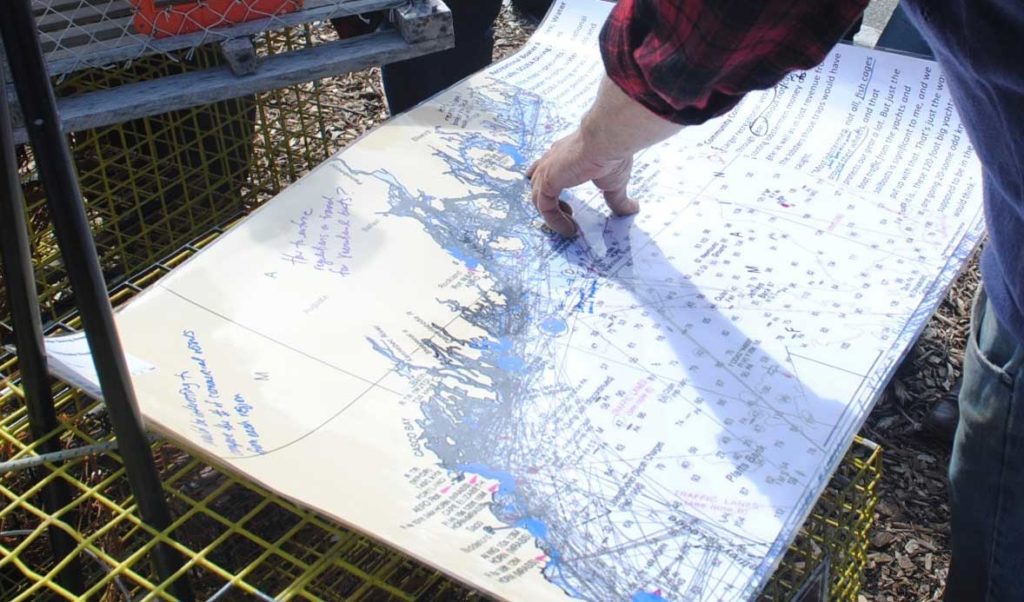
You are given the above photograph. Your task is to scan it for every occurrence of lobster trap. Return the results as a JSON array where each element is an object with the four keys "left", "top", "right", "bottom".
[
  {"left": 3, "top": 24, "right": 360, "bottom": 330},
  {"left": 26, "top": 0, "right": 451, "bottom": 78}
]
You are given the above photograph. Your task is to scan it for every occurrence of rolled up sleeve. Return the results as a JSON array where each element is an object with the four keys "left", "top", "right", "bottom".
[{"left": 600, "top": 0, "right": 869, "bottom": 125}]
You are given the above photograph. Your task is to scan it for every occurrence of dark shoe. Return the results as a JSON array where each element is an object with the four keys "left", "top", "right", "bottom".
[{"left": 923, "top": 383, "right": 961, "bottom": 444}]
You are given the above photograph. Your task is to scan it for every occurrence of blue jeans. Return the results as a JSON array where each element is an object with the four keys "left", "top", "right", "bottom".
[
  {"left": 876, "top": 4, "right": 932, "bottom": 58},
  {"left": 947, "top": 288, "right": 1024, "bottom": 601}
]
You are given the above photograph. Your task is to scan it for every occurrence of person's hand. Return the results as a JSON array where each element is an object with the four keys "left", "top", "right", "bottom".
[
  {"left": 524, "top": 76, "right": 682, "bottom": 238},
  {"left": 526, "top": 130, "right": 638, "bottom": 237}
]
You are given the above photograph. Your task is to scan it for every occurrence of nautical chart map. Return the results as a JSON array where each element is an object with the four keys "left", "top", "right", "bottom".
[{"left": 47, "top": 1, "right": 984, "bottom": 599}]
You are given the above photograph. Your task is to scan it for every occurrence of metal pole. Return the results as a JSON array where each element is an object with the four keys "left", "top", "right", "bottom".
[
  {"left": 0, "top": 4, "right": 193, "bottom": 599},
  {"left": 0, "top": 439, "right": 126, "bottom": 476},
  {"left": 0, "top": 58, "right": 85, "bottom": 597}
]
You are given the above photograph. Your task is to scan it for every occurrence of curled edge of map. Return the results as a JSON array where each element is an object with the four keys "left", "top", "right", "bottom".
[{"left": 38, "top": 332, "right": 155, "bottom": 400}]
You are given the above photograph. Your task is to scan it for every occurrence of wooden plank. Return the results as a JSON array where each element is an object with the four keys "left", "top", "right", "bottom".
[
  {"left": 38, "top": 15, "right": 134, "bottom": 53},
  {"left": 42, "top": 0, "right": 407, "bottom": 76},
  {"left": 219, "top": 36, "right": 259, "bottom": 75},
  {"left": 35, "top": 1, "right": 132, "bottom": 34},
  {"left": 10, "top": 27, "right": 454, "bottom": 144}
]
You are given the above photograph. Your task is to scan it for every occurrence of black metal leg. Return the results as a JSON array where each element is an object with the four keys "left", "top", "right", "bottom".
[
  {"left": 0, "top": 3, "right": 193, "bottom": 599},
  {"left": 0, "top": 58, "right": 85, "bottom": 597}
]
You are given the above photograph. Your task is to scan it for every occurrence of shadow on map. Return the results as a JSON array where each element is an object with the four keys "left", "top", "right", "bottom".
[{"left": 556, "top": 199, "right": 848, "bottom": 583}]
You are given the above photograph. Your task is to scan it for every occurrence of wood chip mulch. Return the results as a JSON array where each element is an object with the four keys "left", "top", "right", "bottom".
[{"left": 859, "top": 253, "right": 980, "bottom": 602}]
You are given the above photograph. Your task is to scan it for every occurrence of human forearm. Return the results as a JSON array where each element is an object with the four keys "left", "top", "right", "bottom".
[
  {"left": 577, "top": 75, "right": 682, "bottom": 161},
  {"left": 525, "top": 76, "right": 681, "bottom": 237},
  {"left": 600, "top": 0, "right": 867, "bottom": 125}
]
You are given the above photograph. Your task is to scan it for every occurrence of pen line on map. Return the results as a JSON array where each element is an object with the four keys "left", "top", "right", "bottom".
[
  {"left": 785, "top": 351, "right": 867, "bottom": 378},
  {"left": 517, "top": 348, "right": 768, "bottom": 559},
  {"left": 781, "top": 346, "right": 815, "bottom": 425},
  {"left": 830, "top": 127, "right": 870, "bottom": 179},
  {"left": 158, "top": 285, "right": 405, "bottom": 396},
  {"left": 643, "top": 287, "right": 828, "bottom": 454},
  {"left": 228, "top": 374, "right": 390, "bottom": 459},
  {"left": 558, "top": 319, "right": 808, "bottom": 469}
]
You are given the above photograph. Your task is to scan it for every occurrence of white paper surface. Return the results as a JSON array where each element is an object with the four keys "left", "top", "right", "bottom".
[
  {"left": 42, "top": 332, "right": 154, "bottom": 399},
  {"left": 46, "top": 2, "right": 984, "bottom": 599}
]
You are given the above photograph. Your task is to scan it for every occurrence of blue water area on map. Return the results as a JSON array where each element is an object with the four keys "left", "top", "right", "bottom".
[
  {"left": 459, "top": 463, "right": 523, "bottom": 515},
  {"left": 470, "top": 336, "right": 514, "bottom": 352},
  {"left": 539, "top": 316, "right": 567, "bottom": 335},
  {"left": 548, "top": 553, "right": 585, "bottom": 600},
  {"left": 468, "top": 336, "right": 526, "bottom": 372},
  {"left": 516, "top": 517, "right": 549, "bottom": 539},
  {"left": 445, "top": 246, "right": 480, "bottom": 269},
  {"left": 511, "top": 517, "right": 582, "bottom": 600},
  {"left": 631, "top": 592, "right": 668, "bottom": 602},
  {"left": 496, "top": 355, "right": 526, "bottom": 372},
  {"left": 499, "top": 142, "right": 526, "bottom": 166}
]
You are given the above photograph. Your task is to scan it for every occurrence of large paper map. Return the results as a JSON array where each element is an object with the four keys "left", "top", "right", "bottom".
[{"left": 48, "top": 2, "right": 984, "bottom": 599}]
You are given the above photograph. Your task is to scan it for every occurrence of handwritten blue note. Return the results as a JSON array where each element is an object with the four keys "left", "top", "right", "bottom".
[
  {"left": 177, "top": 330, "right": 265, "bottom": 456},
  {"left": 280, "top": 187, "right": 355, "bottom": 278}
]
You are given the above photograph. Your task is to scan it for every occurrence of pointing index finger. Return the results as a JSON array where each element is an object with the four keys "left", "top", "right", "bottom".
[{"left": 532, "top": 178, "right": 579, "bottom": 238}]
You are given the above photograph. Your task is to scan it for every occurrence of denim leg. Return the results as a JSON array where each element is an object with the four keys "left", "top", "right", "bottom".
[
  {"left": 876, "top": 4, "right": 933, "bottom": 59},
  {"left": 946, "top": 288, "right": 1024, "bottom": 601}
]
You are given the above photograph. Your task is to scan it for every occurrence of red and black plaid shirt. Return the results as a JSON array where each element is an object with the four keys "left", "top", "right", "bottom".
[{"left": 600, "top": 0, "right": 868, "bottom": 124}]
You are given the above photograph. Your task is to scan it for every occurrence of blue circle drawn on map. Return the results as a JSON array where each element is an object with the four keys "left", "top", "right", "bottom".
[{"left": 539, "top": 316, "right": 567, "bottom": 336}]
